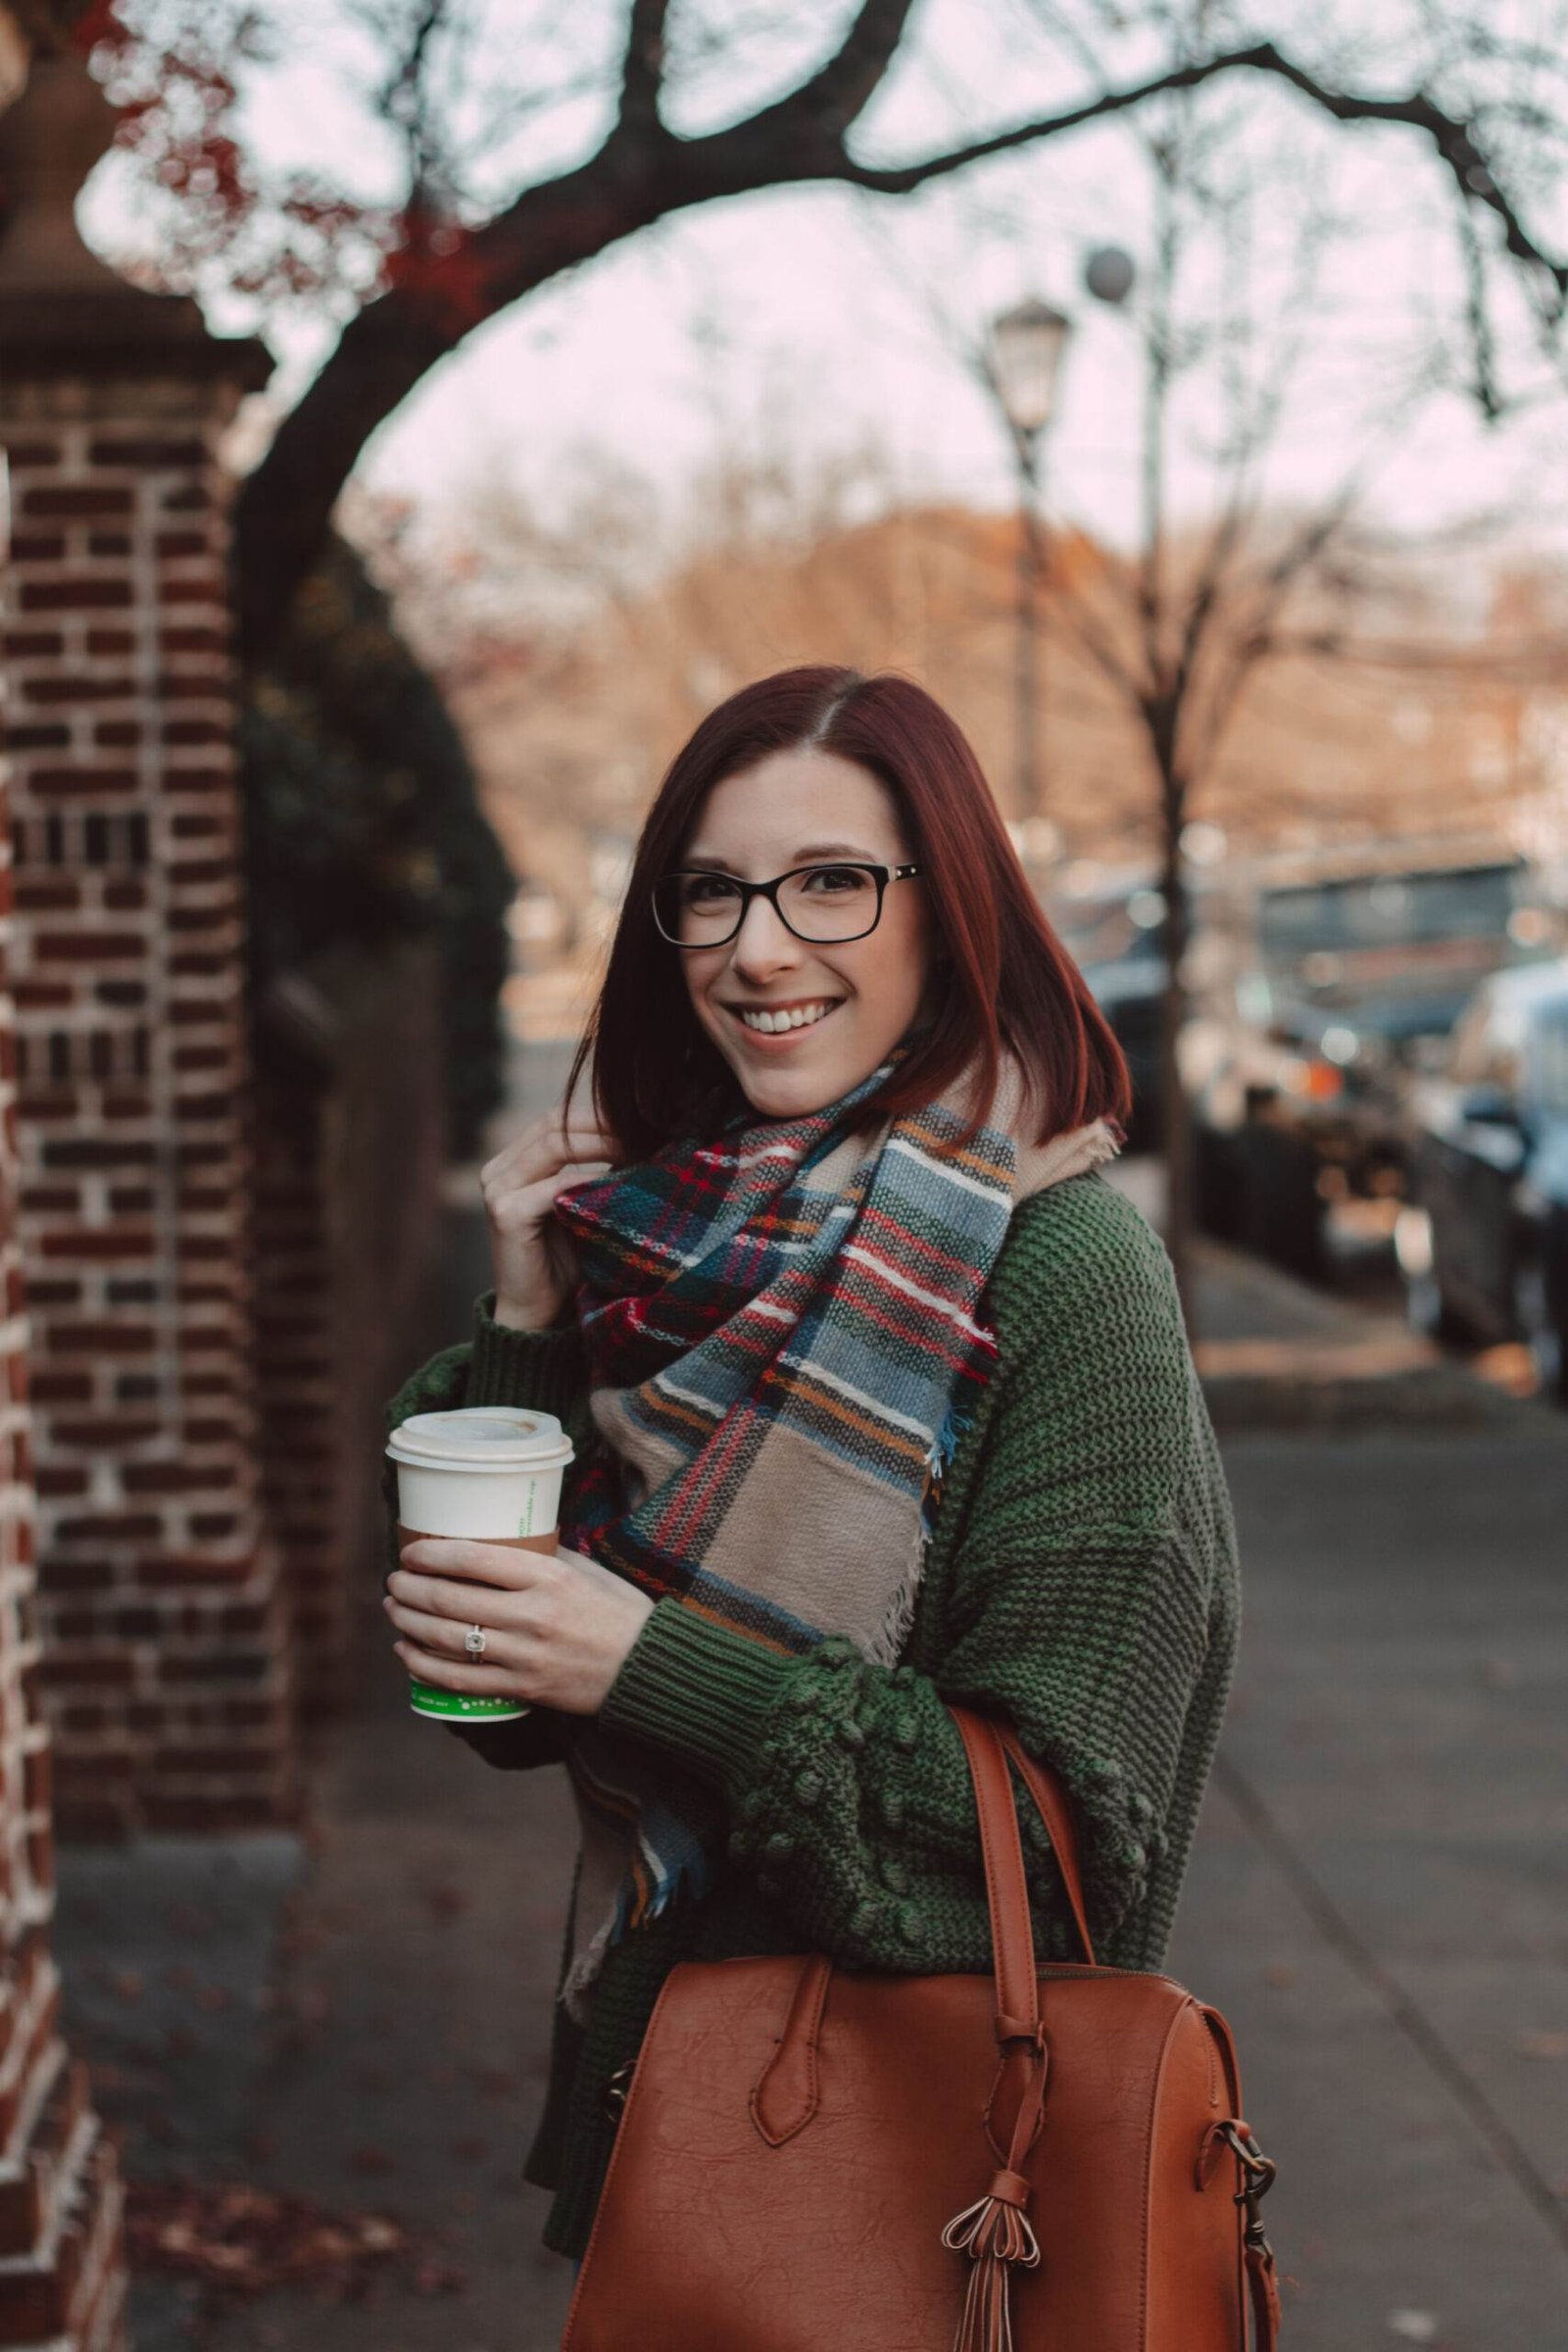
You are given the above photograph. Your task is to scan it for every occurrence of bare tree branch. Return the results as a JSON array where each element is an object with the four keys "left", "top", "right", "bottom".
[
  {"left": 1453, "top": 182, "right": 1502, "bottom": 418},
  {"left": 1240, "top": 40, "right": 1568, "bottom": 316},
  {"left": 375, "top": 0, "right": 454, "bottom": 211},
  {"left": 830, "top": 44, "right": 1320, "bottom": 193},
  {"left": 1168, "top": 191, "right": 1340, "bottom": 722},
  {"left": 759, "top": 0, "right": 922, "bottom": 148},
  {"left": 1183, "top": 429, "right": 1406, "bottom": 779},
  {"left": 615, "top": 0, "right": 673, "bottom": 141},
  {"left": 1044, "top": 571, "right": 1146, "bottom": 703},
  {"left": 835, "top": 37, "right": 1568, "bottom": 318},
  {"left": 231, "top": 17, "right": 1568, "bottom": 655},
  {"left": 1137, "top": 124, "right": 1178, "bottom": 716}
]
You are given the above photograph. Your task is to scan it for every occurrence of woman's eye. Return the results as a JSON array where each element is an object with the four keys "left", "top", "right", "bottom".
[
  {"left": 803, "top": 865, "right": 869, "bottom": 895},
  {"left": 684, "top": 874, "right": 740, "bottom": 906}
]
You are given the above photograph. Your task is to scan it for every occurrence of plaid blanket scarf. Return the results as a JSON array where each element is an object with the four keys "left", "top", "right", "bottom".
[{"left": 549, "top": 1051, "right": 1116, "bottom": 2023}]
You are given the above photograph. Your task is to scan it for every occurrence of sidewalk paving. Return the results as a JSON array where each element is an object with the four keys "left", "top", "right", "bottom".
[
  {"left": 1172, "top": 1427, "right": 1568, "bottom": 2348},
  {"left": 56, "top": 1150, "right": 1568, "bottom": 2351}
]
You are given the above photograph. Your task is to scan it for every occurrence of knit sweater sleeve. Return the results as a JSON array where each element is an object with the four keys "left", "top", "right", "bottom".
[
  {"left": 382, "top": 1292, "right": 593, "bottom": 1776},
  {"left": 597, "top": 1186, "right": 1232, "bottom": 1968}
]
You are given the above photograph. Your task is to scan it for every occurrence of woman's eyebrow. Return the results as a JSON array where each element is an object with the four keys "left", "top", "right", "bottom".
[{"left": 681, "top": 842, "right": 881, "bottom": 871}]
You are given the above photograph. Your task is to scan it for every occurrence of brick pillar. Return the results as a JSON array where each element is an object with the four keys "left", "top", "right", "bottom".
[
  {"left": 0, "top": 54, "right": 290, "bottom": 1835},
  {"left": 0, "top": 438, "right": 128, "bottom": 2351}
]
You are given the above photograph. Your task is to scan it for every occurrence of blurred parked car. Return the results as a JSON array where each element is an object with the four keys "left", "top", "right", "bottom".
[
  {"left": 1396, "top": 959, "right": 1568, "bottom": 1400},
  {"left": 1048, "top": 870, "right": 1167, "bottom": 1152},
  {"left": 1186, "top": 841, "right": 1557, "bottom": 1278}
]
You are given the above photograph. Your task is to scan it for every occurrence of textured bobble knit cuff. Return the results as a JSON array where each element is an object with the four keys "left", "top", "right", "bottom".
[
  {"left": 598, "top": 1597, "right": 797, "bottom": 1787},
  {"left": 468, "top": 1291, "right": 586, "bottom": 1420}
]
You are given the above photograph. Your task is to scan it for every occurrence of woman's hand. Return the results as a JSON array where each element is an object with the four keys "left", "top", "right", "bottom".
[
  {"left": 479, "top": 1112, "right": 621, "bottom": 1331},
  {"left": 386, "top": 1538, "right": 655, "bottom": 1716}
]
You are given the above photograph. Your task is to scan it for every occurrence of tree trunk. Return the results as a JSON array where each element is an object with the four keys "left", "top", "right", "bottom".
[{"left": 1154, "top": 751, "right": 1195, "bottom": 1333}]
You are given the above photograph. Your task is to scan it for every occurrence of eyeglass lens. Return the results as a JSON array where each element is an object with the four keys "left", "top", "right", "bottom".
[{"left": 656, "top": 864, "right": 883, "bottom": 946}]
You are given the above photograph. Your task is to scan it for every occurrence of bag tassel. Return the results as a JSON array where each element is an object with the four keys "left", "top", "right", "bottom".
[{"left": 941, "top": 2167, "right": 1041, "bottom": 2352}]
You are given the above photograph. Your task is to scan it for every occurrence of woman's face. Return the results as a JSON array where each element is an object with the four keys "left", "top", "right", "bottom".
[{"left": 676, "top": 748, "right": 933, "bottom": 1121}]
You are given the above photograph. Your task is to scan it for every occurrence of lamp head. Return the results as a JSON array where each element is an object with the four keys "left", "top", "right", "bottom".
[{"left": 987, "top": 298, "right": 1072, "bottom": 439}]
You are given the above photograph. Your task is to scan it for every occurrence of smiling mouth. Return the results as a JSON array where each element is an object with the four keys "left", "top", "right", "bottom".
[{"left": 725, "top": 998, "right": 844, "bottom": 1037}]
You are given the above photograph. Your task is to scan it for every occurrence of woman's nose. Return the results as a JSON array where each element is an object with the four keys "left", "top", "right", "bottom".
[{"left": 728, "top": 893, "right": 802, "bottom": 977}]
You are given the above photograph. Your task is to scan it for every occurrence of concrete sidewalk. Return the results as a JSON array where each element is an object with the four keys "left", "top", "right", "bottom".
[
  {"left": 1171, "top": 1428, "right": 1568, "bottom": 2349},
  {"left": 56, "top": 1180, "right": 1568, "bottom": 2351}
]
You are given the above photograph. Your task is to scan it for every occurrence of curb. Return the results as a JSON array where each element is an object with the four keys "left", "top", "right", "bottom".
[
  {"left": 1191, "top": 1241, "right": 1548, "bottom": 1433},
  {"left": 1199, "top": 1359, "right": 1534, "bottom": 1433}
]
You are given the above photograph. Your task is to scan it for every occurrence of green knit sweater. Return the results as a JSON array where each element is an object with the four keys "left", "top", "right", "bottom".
[{"left": 382, "top": 1172, "right": 1240, "bottom": 2262}]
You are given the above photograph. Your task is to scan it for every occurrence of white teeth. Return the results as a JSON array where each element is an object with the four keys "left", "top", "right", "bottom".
[{"left": 737, "top": 1000, "right": 837, "bottom": 1035}]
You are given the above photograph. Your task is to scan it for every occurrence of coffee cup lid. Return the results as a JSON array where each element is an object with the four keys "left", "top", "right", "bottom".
[{"left": 385, "top": 1406, "right": 575, "bottom": 1472}]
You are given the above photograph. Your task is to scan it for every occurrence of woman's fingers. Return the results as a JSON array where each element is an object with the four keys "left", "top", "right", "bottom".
[
  {"left": 389, "top": 1573, "right": 522, "bottom": 1627},
  {"left": 478, "top": 1111, "right": 623, "bottom": 1328},
  {"left": 387, "top": 1597, "right": 462, "bottom": 1650},
  {"left": 396, "top": 1537, "right": 546, "bottom": 1591},
  {"left": 393, "top": 1638, "right": 520, "bottom": 1697},
  {"left": 481, "top": 1114, "right": 610, "bottom": 1175},
  {"left": 481, "top": 1117, "right": 620, "bottom": 1194},
  {"left": 386, "top": 1596, "right": 509, "bottom": 1656},
  {"left": 483, "top": 1172, "right": 573, "bottom": 1237}
]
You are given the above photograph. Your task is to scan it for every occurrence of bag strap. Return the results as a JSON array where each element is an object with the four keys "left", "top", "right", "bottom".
[
  {"left": 993, "top": 1724, "right": 1097, "bottom": 1966},
  {"left": 749, "top": 1712, "right": 1093, "bottom": 2148},
  {"left": 950, "top": 1709, "right": 1047, "bottom": 2046},
  {"left": 940, "top": 1710, "right": 1096, "bottom": 2350},
  {"left": 949, "top": 1709, "right": 1098, "bottom": 1983}
]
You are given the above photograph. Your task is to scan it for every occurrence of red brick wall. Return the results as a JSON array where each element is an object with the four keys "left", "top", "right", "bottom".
[
  {"left": 0, "top": 562, "right": 127, "bottom": 2352},
  {"left": 0, "top": 366, "right": 293, "bottom": 1837}
]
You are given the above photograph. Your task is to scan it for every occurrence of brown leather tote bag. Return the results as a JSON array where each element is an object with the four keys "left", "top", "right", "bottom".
[{"left": 561, "top": 1706, "right": 1280, "bottom": 2352}]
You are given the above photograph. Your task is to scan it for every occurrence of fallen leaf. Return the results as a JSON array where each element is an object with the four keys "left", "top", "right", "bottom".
[
  {"left": 421, "top": 1883, "right": 470, "bottom": 1924},
  {"left": 411, "top": 2259, "right": 466, "bottom": 2296},
  {"left": 125, "top": 2178, "right": 419, "bottom": 2304}
]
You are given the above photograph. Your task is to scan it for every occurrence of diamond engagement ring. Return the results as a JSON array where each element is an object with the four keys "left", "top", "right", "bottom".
[{"left": 465, "top": 1624, "right": 488, "bottom": 1657}]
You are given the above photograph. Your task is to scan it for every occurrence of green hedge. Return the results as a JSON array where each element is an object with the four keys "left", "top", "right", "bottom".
[{"left": 240, "top": 533, "right": 514, "bottom": 1158}]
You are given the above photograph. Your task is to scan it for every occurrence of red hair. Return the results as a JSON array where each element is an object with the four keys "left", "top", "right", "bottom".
[{"left": 567, "top": 666, "right": 1129, "bottom": 1156}]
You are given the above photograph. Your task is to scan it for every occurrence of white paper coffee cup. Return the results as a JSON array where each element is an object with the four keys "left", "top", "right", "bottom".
[
  {"left": 387, "top": 1405, "right": 574, "bottom": 1540},
  {"left": 386, "top": 1407, "right": 575, "bottom": 1723}
]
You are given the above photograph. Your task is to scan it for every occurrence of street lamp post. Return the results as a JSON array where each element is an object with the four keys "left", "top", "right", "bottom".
[{"left": 985, "top": 298, "right": 1072, "bottom": 840}]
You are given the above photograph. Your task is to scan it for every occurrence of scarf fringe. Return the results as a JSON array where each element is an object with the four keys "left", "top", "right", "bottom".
[
  {"left": 559, "top": 1837, "right": 714, "bottom": 2026},
  {"left": 559, "top": 1904, "right": 620, "bottom": 2027},
  {"left": 933, "top": 1398, "right": 973, "bottom": 1477}
]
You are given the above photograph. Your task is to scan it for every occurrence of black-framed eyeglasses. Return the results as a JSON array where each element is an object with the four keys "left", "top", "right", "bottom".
[{"left": 652, "top": 861, "right": 923, "bottom": 950}]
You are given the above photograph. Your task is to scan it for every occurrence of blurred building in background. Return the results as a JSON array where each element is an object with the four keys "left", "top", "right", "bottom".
[{"left": 396, "top": 484, "right": 1568, "bottom": 956}]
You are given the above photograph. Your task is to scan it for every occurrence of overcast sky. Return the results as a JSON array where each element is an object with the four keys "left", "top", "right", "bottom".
[{"left": 85, "top": 0, "right": 1568, "bottom": 562}]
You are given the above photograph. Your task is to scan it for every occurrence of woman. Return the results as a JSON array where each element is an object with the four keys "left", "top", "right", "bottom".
[{"left": 382, "top": 665, "right": 1240, "bottom": 2272}]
